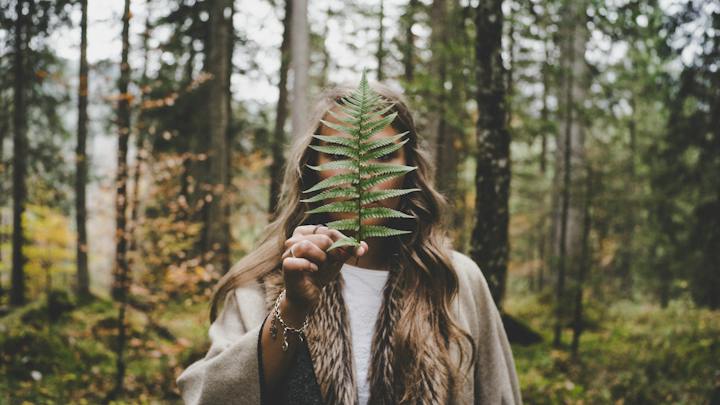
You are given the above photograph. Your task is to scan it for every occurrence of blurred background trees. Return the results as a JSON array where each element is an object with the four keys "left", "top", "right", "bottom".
[{"left": 0, "top": 0, "right": 718, "bottom": 402}]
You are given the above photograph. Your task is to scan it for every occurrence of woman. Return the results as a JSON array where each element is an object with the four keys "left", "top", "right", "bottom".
[{"left": 176, "top": 80, "right": 522, "bottom": 404}]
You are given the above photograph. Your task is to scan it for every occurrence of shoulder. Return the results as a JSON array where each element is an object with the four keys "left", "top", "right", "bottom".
[
  {"left": 448, "top": 249, "right": 495, "bottom": 309},
  {"left": 216, "top": 279, "right": 266, "bottom": 332},
  {"left": 449, "top": 249, "right": 489, "bottom": 289}
]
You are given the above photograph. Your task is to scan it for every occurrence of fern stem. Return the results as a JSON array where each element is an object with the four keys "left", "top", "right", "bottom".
[{"left": 355, "top": 75, "right": 367, "bottom": 244}]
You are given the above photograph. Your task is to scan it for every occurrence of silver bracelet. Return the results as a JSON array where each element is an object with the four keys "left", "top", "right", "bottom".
[{"left": 269, "top": 289, "right": 310, "bottom": 351}]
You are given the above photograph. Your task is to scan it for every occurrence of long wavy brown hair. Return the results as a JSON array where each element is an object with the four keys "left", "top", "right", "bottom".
[{"left": 209, "top": 80, "right": 476, "bottom": 398}]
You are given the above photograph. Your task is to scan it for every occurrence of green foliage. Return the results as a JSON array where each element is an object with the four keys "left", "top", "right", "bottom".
[
  {"left": 300, "top": 69, "right": 420, "bottom": 251},
  {"left": 506, "top": 287, "right": 720, "bottom": 404},
  {"left": 0, "top": 295, "right": 207, "bottom": 403}
]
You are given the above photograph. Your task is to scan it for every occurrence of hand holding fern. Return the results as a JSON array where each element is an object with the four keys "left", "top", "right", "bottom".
[{"left": 280, "top": 225, "right": 368, "bottom": 311}]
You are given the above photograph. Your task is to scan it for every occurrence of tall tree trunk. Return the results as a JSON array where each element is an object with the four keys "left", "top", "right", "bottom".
[
  {"left": 128, "top": 0, "right": 152, "bottom": 276},
  {"left": 225, "top": 0, "right": 235, "bottom": 266},
  {"left": 429, "top": 0, "right": 447, "bottom": 174},
  {"left": 178, "top": 30, "right": 198, "bottom": 227},
  {"left": 506, "top": 0, "right": 516, "bottom": 127},
  {"left": 470, "top": 0, "right": 511, "bottom": 308},
  {"left": 535, "top": 37, "right": 551, "bottom": 292},
  {"left": 571, "top": 165, "right": 593, "bottom": 356},
  {"left": 291, "top": 0, "right": 309, "bottom": 138},
  {"left": 269, "top": 0, "right": 292, "bottom": 217},
  {"left": 376, "top": 0, "right": 385, "bottom": 81},
  {"left": 0, "top": 85, "right": 8, "bottom": 296},
  {"left": 431, "top": 0, "right": 457, "bottom": 203},
  {"left": 110, "top": 0, "right": 132, "bottom": 399},
  {"left": 553, "top": 0, "right": 588, "bottom": 348},
  {"left": 616, "top": 96, "right": 637, "bottom": 297},
  {"left": 401, "top": 0, "right": 418, "bottom": 83},
  {"left": 75, "top": 0, "right": 90, "bottom": 300},
  {"left": 319, "top": 6, "right": 331, "bottom": 88},
  {"left": 204, "top": 0, "right": 232, "bottom": 274},
  {"left": 11, "top": 0, "right": 28, "bottom": 307}
]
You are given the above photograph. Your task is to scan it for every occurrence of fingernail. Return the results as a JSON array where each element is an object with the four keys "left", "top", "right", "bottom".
[{"left": 311, "top": 263, "right": 318, "bottom": 271}]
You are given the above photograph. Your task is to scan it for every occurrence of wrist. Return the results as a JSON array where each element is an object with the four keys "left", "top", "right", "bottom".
[
  {"left": 280, "top": 294, "right": 314, "bottom": 327},
  {"left": 270, "top": 289, "right": 311, "bottom": 351}
]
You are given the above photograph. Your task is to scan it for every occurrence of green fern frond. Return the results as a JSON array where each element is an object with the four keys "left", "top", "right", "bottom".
[
  {"left": 307, "top": 144, "right": 355, "bottom": 158},
  {"left": 360, "top": 132, "right": 408, "bottom": 154},
  {"left": 360, "top": 188, "right": 421, "bottom": 205},
  {"left": 304, "top": 173, "right": 357, "bottom": 193},
  {"left": 306, "top": 159, "right": 358, "bottom": 172},
  {"left": 362, "top": 225, "right": 412, "bottom": 238},
  {"left": 299, "top": 187, "right": 359, "bottom": 203},
  {"left": 310, "top": 134, "right": 356, "bottom": 148},
  {"left": 302, "top": 68, "right": 419, "bottom": 251}
]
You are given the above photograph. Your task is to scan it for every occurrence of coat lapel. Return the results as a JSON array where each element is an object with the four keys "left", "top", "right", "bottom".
[
  {"left": 262, "top": 253, "right": 450, "bottom": 405},
  {"left": 304, "top": 275, "right": 359, "bottom": 404}
]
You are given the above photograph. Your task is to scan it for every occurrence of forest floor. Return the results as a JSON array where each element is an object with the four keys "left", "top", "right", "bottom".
[
  {"left": 1, "top": 286, "right": 719, "bottom": 404},
  {"left": 506, "top": 283, "right": 720, "bottom": 404}
]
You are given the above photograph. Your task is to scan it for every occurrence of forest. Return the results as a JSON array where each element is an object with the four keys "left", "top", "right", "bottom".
[{"left": 0, "top": 0, "right": 718, "bottom": 403}]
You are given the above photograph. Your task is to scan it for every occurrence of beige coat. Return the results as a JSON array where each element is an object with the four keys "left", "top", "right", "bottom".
[{"left": 177, "top": 250, "right": 522, "bottom": 404}]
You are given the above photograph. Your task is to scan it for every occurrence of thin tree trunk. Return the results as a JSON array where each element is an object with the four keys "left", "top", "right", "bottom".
[
  {"left": 445, "top": 2, "right": 468, "bottom": 240},
  {"left": 75, "top": 0, "right": 90, "bottom": 300},
  {"left": 617, "top": 96, "right": 637, "bottom": 297},
  {"left": 376, "top": 0, "right": 385, "bottom": 81},
  {"left": 204, "top": 0, "right": 232, "bottom": 274},
  {"left": 225, "top": 0, "right": 235, "bottom": 268},
  {"left": 553, "top": 83, "right": 571, "bottom": 347},
  {"left": 128, "top": 0, "right": 152, "bottom": 274},
  {"left": 319, "top": 6, "right": 331, "bottom": 88},
  {"left": 110, "top": 0, "right": 132, "bottom": 398},
  {"left": 11, "top": 0, "right": 28, "bottom": 307},
  {"left": 506, "top": 0, "right": 516, "bottom": 127},
  {"left": 269, "top": 0, "right": 292, "bottom": 217},
  {"left": 470, "top": 0, "right": 511, "bottom": 308},
  {"left": 553, "top": 0, "right": 588, "bottom": 347},
  {"left": 571, "top": 165, "right": 593, "bottom": 356},
  {"left": 0, "top": 97, "right": 8, "bottom": 296},
  {"left": 178, "top": 35, "right": 198, "bottom": 227},
  {"left": 430, "top": 0, "right": 456, "bottom": 200},
  {"left": 536, "top": 39, "right": 551, "bottom": 292},
  {"left": 291, "top": 0, "right": 309, "bottom": 138},
  {"left": 401, "top": 0, "right": 418, "bottom": 83}
]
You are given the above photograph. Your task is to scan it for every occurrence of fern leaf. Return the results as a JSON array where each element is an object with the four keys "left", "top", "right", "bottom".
[
  {"left": 303, "top": 173, "right": 357, "bottom": 193},
  {"left": 363, "top": 225, "right": 412, "bottom": 238},
  {"left": 305, "top": 200, "right": 358, "bottom": 214},
  {"left": 299, "top": 187, "right": 359, "bottom": 203},
  {"left": 363, "top": 162, "right": 415, "bottom": 175},
  {"left": 361, "top": 132, "right": 409, "bottom": 154},
  {"left": 326, "top": 107, "right": 360, "bottom": 126},
  {"left": 360, "top": 188, "right": 421, "bottom": 205},
  {"left": 307, "top": 144, "right": 356, "bottom": 159},
  {"left": 301, "top": 68, "right": 419, "bottom": 251},
  {"left": 328, "top": 236, "right": 361, "bottom": 251},
  {"left": 360, "top": 207, "right": 414, "bottom": 219},
  {"left": 361, "top": 112, "right": 398, "bottom": 140},
  {"left": 325, "top": 218, "right": 360, "bottom": 231},
  {"left": 311, "top": 134, "right": 356, "bottom": 148},
  {"left": 306, "top": 159, "right": 358, "bottom": 172},
  {"left": 363, "top": 139, "right": 408, "bottom": 161},
  {"left": 319, "top": 119, "right": 356, "bottom": 137}
]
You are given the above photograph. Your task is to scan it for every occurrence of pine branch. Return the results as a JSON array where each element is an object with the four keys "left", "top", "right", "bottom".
[{"left": 299, "top": 69, "right": 420, "bottom": 251}]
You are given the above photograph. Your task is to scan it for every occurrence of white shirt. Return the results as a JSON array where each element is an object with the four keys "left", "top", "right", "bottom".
[{"left": 340, "top": 262, "right": 390, "bottom": 405}]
